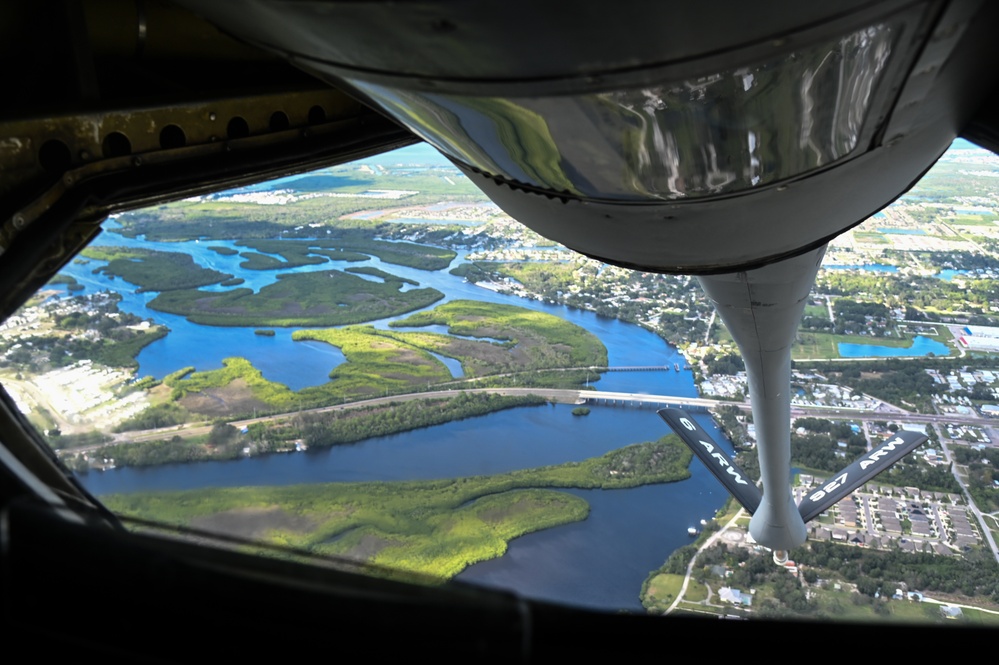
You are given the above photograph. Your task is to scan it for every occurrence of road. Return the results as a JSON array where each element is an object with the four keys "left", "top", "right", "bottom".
[
  {"left": 919, "top": 595, "right": 999, "bottom": 616},
  {"left": 862, "top": 420, "right": 874, "bottom": 451},
  {"left": 663, "top": 507, "right": 745, "bottom": 615},
  {"left": 81, "top": 386, "right": 999, "bottom": 451},
  {"left": 938, "top": 428, "right": 999, "bottom": 563},
  {"left": 71, "top": 387, "right": 585, "bottom": 452}
]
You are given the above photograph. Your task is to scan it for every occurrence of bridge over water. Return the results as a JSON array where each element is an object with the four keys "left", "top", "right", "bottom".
[
  {"left": 576, "top": 390, "right": 716, "bottom": 412},
  {"left": 599, "top": 365, "right": 684, "bottom": 373}
]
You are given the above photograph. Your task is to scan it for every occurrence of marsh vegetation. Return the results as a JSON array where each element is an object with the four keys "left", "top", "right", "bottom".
[{"left": 103, "top": 435, "right": 691, "bottom": 578}]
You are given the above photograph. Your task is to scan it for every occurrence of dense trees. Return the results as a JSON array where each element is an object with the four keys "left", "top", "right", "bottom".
[
  {"left": 658, "top": 311, "right": 707, "bottom": 346},
  {"left": 788, "top": 417, "right": 958, "bottom": 490},
  {"left": 149, "top": 270, "right": 444, "bottom": 327},
  {"left": 84, "top": 246, "right": 232, "bottom": 292},
  {"left": 703, "top": 352, "right": 745, "bottom": 376},
  {"left": 817, "top": 271, "right": 999, "bottom": 319},
  {"left": 799, "top": 357, "right": 970, "bottom": 412},
  {"left": 86, "top": 394, "right": 550, "bottom": 470},
  {"left": 790, "top": 418, "right": 867, "bottom": 473},
  {"left": 832, "top": 298, "right": 891, "bottom": 335},
  {"left": 797, "top": 541, "right": 999, "bottom": 602},
  {"left": 953, "top": 446, "right": 999, "bottom": 511},
  {"left": 115, "top": 402, "right": 189, "bottom": 432},
  {"left": 300, "top": 393, "right": 545, "bottom": 448},
  {"left": 879, "top": 458, "right": 960, "bottom": 493}
]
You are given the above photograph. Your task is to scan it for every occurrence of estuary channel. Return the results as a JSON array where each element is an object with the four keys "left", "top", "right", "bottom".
[{"left": 65, "top": 226, "right": 732, "bottom": 611}]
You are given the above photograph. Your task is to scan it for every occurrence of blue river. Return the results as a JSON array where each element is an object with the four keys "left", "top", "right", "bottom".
[{"left": 61, "top": 216, "right": 722, "bottom": 611}]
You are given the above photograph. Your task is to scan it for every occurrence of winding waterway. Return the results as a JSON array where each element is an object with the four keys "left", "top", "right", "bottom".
[
  {"left": 59, "top": 148, "right": 726, "bottom": 611},
  {"left": 61, "top": 226, "right": 692, "bottom": 395},
  {"left": 79, "top": 403, "right": 729, "bottom": 610}
]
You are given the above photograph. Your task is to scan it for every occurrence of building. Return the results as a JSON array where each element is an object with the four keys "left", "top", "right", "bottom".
[{"left": 958, "top": 325, "right": 999, "bottom": 351}]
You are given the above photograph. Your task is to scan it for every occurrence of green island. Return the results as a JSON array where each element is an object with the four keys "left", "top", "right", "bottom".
[
  {"left": 291, "top": 327, "right": 455, "bottom": 399},
  {"left": 390, "top": 299, "right": 607, "bottom": 371},
  {"left": 207, "top": 246, "right": 239, "bottom": 256},
  {"left": 101, "top": 435, "right": 691, "bottom": 579},
  {"left": 232, "top": 237, "right": 455, "bottom": 272},
  {"left": 85, "top": 393, "right": 547, "bottom": 469},
  {"left": 254, "top": 329, "right": 276, "bottom": 336},
  {"left": 297, "top": 393, "right": 547, "bottom": 449},
  {"left": 163, "top": 357, "right": 298, "bottom": 413},
  {"left": 232, "top": 239, "right": 353, "bottom": 270},
  {"left": 306, "top": 247, "right": 369, "bottom": 262},
  {"left": 46, "top": 275, "right": 84, "bottom": 292},
  {"left": 572, "top": 407, "right": 591, "bottom": 416},
  {"left": 448, "top": 261, "right": 493, "bottom": 283},
  {"left": 83, "top": 327, "right": 168, "bottom": 369},
  {"left": 82, "top": 246, "right": 233, "bottom": 292},
  {"left": 345, "top": 265, "right": 419, "bottom": 285},
  {"left": 238, "top": 248, "right": 328, "bottom": 271},
  {"left": 127, "top": 302, "right": 608, "bottom": 421},
  {"left": 147, "top": 270, "right": 444, "bottom": 327},
  {"left": 161, "top": 329, "right": 454, "bottom": 415}
]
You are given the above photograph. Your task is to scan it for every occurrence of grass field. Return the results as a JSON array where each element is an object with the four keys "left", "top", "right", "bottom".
[
  {"left": 712, "top": 324, "right": 734, "bottom": 346},
  {"left": 712, "top": 498, "right": 742, "bottom": 525},
  {"left": 793, "top": 332, "right": 916, "bottom": 359},
  {"left": 853, "top": 231, "right": 890, "bottom": 244},
  {"left": 643, "top": 573, "right": 684, "bottom": 610},
  {"left": 803, "top": 304, "right": 830, "bottom": 319},
  {"left": 949, "top": 215, "right": 998, "bottom": 226},
  {"left": 685, "top": 579, "right": 709, "bottom": 602},
  {"left": 959, "top": 606, "right": 999, "bottom": 625},
  {"left": 917, "top": 325, "right": 954, "bottom": 342},
  {"left": 807, "top": 587, "right": 999, "bottom": 624},
  {"left": 981, "top": 515, "right": 999, "bottom": 547}
]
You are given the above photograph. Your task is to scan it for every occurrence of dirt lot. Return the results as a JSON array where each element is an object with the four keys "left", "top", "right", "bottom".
[
  {"left": 179, "top": 379, "right": 272, "bottom": 417},
  {"left": 341, "top": 533, "right": 396, "bottom": 560},
  {"left": 191, "top": 506, "right": 316, "bottom": 540}
]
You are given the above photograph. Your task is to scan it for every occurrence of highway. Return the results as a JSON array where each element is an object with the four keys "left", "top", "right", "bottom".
[{"left": 97, "top": 386, "right": 999, "bottom": 449}]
